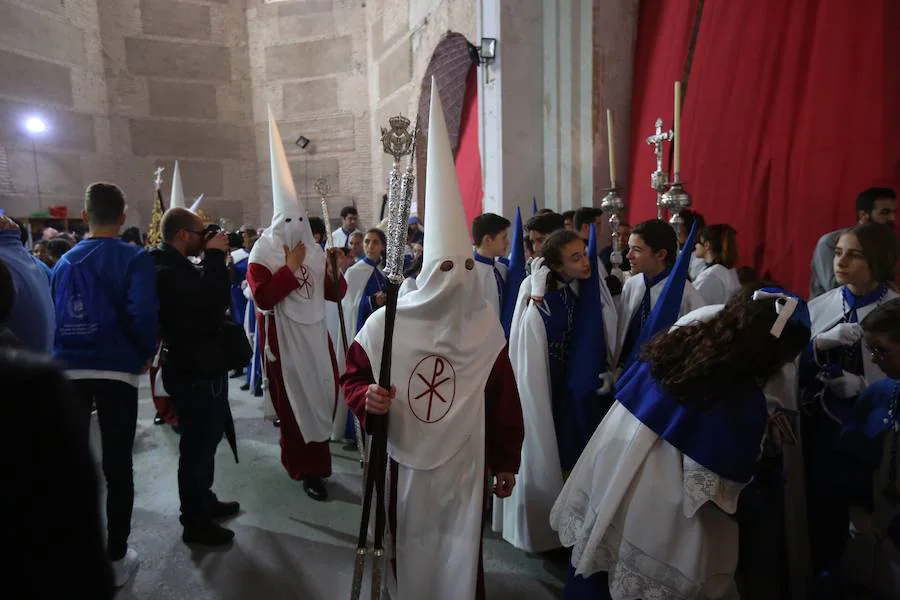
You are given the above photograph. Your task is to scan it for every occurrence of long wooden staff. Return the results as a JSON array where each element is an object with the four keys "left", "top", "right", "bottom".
[
  {"left": 321, "top": 198, "right": 366, "bottom": 467},
  {"left": 350, "top": 116, "right": 416, "bottom": 600}
]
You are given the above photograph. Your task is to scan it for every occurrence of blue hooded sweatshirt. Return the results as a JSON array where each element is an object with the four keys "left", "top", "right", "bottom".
[
  {"left": 0, "top": 229, "right": 54, "bottom": 353},
  {"left": 51, "top": 237, "right": 158, "bottom": 375}
]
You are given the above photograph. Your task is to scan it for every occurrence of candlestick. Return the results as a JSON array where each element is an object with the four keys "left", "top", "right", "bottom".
[
  {"left": 673, "top": 81, "right": 682, "bottom": 176},
  {"left": 606, "top": 109, "right": 616, "bottom": 187}
]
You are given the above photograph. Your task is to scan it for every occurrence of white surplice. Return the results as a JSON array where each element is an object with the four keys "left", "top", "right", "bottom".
[
  {"left": 550, "top": 401, "right": 746, "bottom": 600},
  {"left": 612, "top": 273, "right": 706, "bottom": 369},
  {"left": 473, "top": 258, "right": 507, "bottom": 319},
  {"left": 692, "top": 264, "right": 741, "bottom": 306},
  {"left": 494, "top": 261, "right": 618, "bottom": 552}
]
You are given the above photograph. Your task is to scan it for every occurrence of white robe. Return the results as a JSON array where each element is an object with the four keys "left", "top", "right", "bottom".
[
  {"left": 692, "top": 264, "right": 741, "bottom": 306},
  {"left": 473, "top": 259, "right": 506, "bottom": 319},
  {"left": 551, "top": 401, "right": 746, "bottom": 600},
  {"left": 612, "top": 273, "right": 706, "bottom": 369},
  {"left": 326, "top": 300, "right": 348, "bottom": 440},
  {"left": 494, "top": 267, "right": 618, "bottom": 552}
]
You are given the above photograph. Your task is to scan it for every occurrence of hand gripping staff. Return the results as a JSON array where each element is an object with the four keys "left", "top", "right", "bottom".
[{"left": 350, "top": 115, "right": 416, "bottom": 600}]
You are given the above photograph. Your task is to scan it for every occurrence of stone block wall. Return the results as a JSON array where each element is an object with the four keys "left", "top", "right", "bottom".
[
  {"left": 97, "top": 0, "right": 255, "bottom": 227},
  {"left": 365, "top": 0, "right": 477, "bottom": 216},
  {"left": 0, "top": 0, "right": 638, "bottom": 234},
  {"left": 246, "top": 0, "right": 372, "bottom": 231},
  {"left": 0, "top": 0, "right": 111, "bottom": 219}
]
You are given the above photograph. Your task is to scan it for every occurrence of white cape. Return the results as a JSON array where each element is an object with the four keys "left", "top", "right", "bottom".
[
  {"left": 551, "top": 402, "right": 745, "bottom": 600},
  {"left": 326, "top": 299, "right": 348, "bottom": 440},
  {"left": 494, "top": 267, "right": 617, "bottom": 552},
  {"left": 473, "top": 259, "right": 505, "bottom": 319},
  {"left": 692, "top": 264, "right": 740, "bottom": 306}
]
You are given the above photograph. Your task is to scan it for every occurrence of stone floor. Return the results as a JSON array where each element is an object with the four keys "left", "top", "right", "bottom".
[{"left": 101, "top": 379, "right": 566, "bottom": 599}]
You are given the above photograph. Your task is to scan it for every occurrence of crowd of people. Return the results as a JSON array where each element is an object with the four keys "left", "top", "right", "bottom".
[{"left": 0, "top": 94, "right": 897, "bottom": 599}]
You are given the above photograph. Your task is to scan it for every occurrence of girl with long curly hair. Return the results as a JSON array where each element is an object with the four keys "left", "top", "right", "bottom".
[
  {"left": 550, "top": 288, "right": 811, "bottom": 600},
  {"left": 799, "top": 222, "right": 899, "bottom": 592}
]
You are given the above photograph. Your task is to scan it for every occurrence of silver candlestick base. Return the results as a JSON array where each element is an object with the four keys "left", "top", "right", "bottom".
[
  {"left": 660, "top": 180, "right": 691, "bottom": 230},
  {"left": 600, "top": 187, "right": 627, "bottom": 269}
]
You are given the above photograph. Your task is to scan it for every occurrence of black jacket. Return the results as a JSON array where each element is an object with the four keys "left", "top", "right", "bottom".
[
  {"left": 150, "top": 243, "right": 232, "bottom": 376},
  {"left": 1, "top": 348, "right": 114, "bottom": 598}
]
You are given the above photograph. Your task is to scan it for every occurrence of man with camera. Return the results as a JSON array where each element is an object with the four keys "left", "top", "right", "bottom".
[{"left": 151, "top": 207, "right": 244, "bottom": 547}]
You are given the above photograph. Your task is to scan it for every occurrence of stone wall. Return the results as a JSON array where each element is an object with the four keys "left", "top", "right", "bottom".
[
  {"left": 245, "top": 0, "right": 371, "bottom": 231},
  {"left": 0, "top": 0, "right": 639, "bottom": 233},
  {"left": 0, "top": 0, "right": 111, "bottom": 220},
  {"left": 97, "top": 0, "right": 255, "bottom": 227},
  {"left": 365, "top": 0, "right": 477, "bottom": 217}
]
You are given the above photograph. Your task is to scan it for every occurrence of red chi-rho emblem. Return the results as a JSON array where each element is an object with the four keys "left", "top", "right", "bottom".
[
  {"left": 295, "top": 265, "right": 313, "bottom": 299},
  {"left": 408, "top": 355, "right": 456, "bottom": 423}
]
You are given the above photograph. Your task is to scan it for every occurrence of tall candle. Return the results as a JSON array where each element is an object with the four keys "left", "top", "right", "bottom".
[
  {"left": 606, "top": 109, "right": 616, "bottom": 187},
  {"left": 673, "top": 81, "right": 682, "bottom": 176}
]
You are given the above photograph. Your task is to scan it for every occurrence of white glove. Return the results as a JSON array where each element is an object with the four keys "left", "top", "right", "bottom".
[
  {"left": 530, "top": 257, "right": 550, "bottom": 299},
  {"left": 595, "top": 372, "right": 614, "bottom": 396},
  {"left": 817, "top": 371, "right": 867, "bottom": 399},
  {"left": 610, "top": 267, "right": 625, "bottom": 283},
  {"left": 815, "top": 323, "right": 863, "bottom": 352}
]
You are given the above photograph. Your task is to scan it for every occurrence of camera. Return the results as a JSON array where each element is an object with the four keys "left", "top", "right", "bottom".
[{"left": 204, "top": 224, "right": 244, "bottom": 249}]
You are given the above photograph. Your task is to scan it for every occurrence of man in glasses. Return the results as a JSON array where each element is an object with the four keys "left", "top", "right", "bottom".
[
  {"left": 837, "top": 297, "right": 900, "bottom": 597},
  {"left": 151, "top": 207, "right": 240, "bottom": 547}
]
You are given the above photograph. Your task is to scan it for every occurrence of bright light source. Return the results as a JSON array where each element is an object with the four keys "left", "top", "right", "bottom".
[{"left": 24, "top": 117, "right": 47, "bottom": 135}]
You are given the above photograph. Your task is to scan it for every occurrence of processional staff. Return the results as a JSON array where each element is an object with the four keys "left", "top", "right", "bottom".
[
  {"left": 146, "top": 167, "right": 166, "bottom": 249},
  {"left": 318, "top": 177, "right": 366, "bottom": 469},
  {"left": 601, "top": 109, "right": 626, "bottom": 268},
  {"left": 350, "top": 114, "right": 417, "bottom": 600},
  {"left": 645, "top": 81, "right": 692, "bottom": 230}
]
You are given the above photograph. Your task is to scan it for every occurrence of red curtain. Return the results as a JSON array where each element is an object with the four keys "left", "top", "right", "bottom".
[
  {"left": 455, "top": 64, "right": 484, "bottom": 231},
  {"left": 627, "top": 0, "right": 900, "bottom": 294}
]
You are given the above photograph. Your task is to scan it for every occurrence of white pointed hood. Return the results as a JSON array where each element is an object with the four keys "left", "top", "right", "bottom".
[
  {"left": 189, "top": 194, "right": 204, "bottom": 213},
  {"left": 248, "top": 105, "right": 326, "bottom": 324},
  {"left": 353, "top": 80, "right": 505, "bottom": 471},
  {"left": 170, "top": 160, "right": 186, "bottom": 209}
]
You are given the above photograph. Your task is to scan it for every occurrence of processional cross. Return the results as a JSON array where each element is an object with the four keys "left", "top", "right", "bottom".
[{"left": 646, "top": 118, "right": 673, "bottom": 219}]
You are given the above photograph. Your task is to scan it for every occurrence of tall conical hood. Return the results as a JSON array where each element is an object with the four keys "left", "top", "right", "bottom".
[
  {"left": 248, "top": 106, "right": 324, "bottom": 325},
  {"left": 422, "top": 80, "right": 471, "bottom": 267},
  {"left": 170, "top": 160, "right": 185, "bottom": 209},
  {"left": 189, "top": 194, "right": 204, "bottom": 213},
  {"left": 266, "top": 105, "right": 314, "bottom": 249}
]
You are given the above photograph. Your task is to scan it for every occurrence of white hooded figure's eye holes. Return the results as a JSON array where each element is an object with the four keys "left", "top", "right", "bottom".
[
  {"left": 440, "top": 260, "right": 454, "bottom": 272},
  {"left": 465, "top": 258, "right": 474, "bottom": 270},
  {"left": 285, "top": 218, "right": 292, "bottom": 223}
]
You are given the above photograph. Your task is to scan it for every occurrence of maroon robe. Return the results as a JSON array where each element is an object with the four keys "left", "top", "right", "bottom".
[
  {"left": 341, "top": 341, "right": 524, "bottom": 599},
  {"left": 247, "top": 262, "right": 346, "bottom": 480}
]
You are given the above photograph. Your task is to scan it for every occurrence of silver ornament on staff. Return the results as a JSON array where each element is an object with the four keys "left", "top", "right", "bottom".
[
  {"left": 318, "top": 178, "right": 368, "bottom": 471},
  {"left": 350, "top": 113, "right": 417, "bottom": 600},
  {"left": 660, "top": 81, "right": 691, "bottom": 230},
  {"left": 601, "top": 109, "right": 627, "bottom": 269},
  {"left": 645, "top": 117, "right": 673, "bottom": 221}
]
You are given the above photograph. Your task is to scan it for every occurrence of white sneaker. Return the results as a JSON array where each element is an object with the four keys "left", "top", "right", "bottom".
[{"left": 111, "top": 547, "right": 139, "bottom": 587}]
